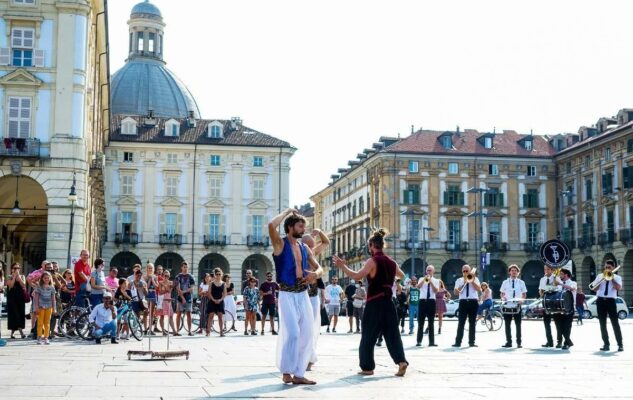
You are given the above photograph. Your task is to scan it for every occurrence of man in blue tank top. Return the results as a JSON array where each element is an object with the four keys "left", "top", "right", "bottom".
[{"left": 269, "top": 208, "right": 323, "bottom": 385}]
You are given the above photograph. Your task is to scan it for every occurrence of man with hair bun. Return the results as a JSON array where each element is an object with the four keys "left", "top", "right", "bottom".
[{"left": 333, "top": 228, "right": 409, "bottom": 377}]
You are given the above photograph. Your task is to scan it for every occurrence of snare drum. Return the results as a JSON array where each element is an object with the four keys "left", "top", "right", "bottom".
[
  {"left": 501, "top": 305, "right": 521, "bottom": 315},
  {"left": 543, "top": 290, "right": 574, "bottom": 315}
]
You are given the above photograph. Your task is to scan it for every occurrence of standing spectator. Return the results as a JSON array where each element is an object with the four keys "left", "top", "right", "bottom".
[
  {"left": 89, "top": 292, "right": 118, "bottom": 344},
  {"left": 127, "top": 264, "right": 142, "bottom": 283},
  {"left": 27, "top": 260, "right": 49, "bottom": 336},
  {"left": 352, "top": 281, "right": 366, "bottom": 333},
  {"left": 159, "top": 270, "right": 176, "bottom": 335},
  {"left": 198, "top": 273, "right": 211, "bottom": 334},
  {"left": 324, "top": 276, "right": 344, "bottom": 333},
  {"left": 49, "top": 262, "right": 63, "bottom": 338},
  {"left": 0, "top": 269, "right": 4, "bottom": 321},
  {"left": 129, "top": 269, "right": 148, "bottom": 327},
  {"left": 243, "top": 278, "right": 260, "bottom": 335},
  {"left": 207, "top": 268, "right": 227, "bottom": 337},
  {"left": 435, "top": 280, "right": 450, "bottom": 334},
  {"left": 6, "top": 263, "right": 26, "bottom": 338},
  {"left": 396, "top": 283, "right": 408, "bottom": 333},
  {"left": 259, "top": 272, "right": 280, "bottom": 335},
  {"left": 407, "top": 277, "right": 420, "bottom": 335},
  {"left": 60, "top": 270, "right": 75, "bottom": 307},
  {"left": 576, "top": 289, "right": 587, "bottom": 325},
  {"left": 175, "top": 262, "right": 195, "bottom": 336},
  {"left": 89, "top": 258, "right": 108, "bottom": 307},
  {"left": 241, "top": 269, "right": 259, "bottom": 326},
  {"left": 105, "top": 268, "right": 119, "bottom": 292},
  {"left": 33, "top": 272, "right": 56, "bottom": 345},
  {"left": 344, "top": 280, "right": 357, "bottom": 333},
  {"left": 144, "top": 263, "right": 159, "bottom": 334},
  {"left": 114, "top": 278, "right": 132, "bottom": 340},
  {"left": 73, "top": 250, "right": 92, "bottom": 307},
  {"left": 223, "top": 274, "right": 237, "bottom": 332}
]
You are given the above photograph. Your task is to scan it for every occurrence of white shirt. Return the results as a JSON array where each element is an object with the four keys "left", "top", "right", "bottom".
[
  {"left": 500, "top": 278, "right": 527, "bottom": 306},
  {"left": 455, "top": 277, "right": 480, "bottom": 300},
  {"left": 591, "top": 273, "right": 622, "bottom": 299},
  {"left": 199, "top": 283, "right": 209, "bottom": 293},
  {"left": 418, "top": 277, "right": 440, "bottom": 300},
  {"left": 556, "top": 277, "right": 577, "bottom": 307},
  {"left": 325, "top": 284, "right": 343, "bottom": 305},
  {"left": 89, "top": 303, "right": 117, "bottom": 327},
  {"left": 538, "top": 275, "right": 560, "bottom": 293}
]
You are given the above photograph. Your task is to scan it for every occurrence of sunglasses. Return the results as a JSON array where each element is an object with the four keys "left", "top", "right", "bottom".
[{"left": 214, "top": 273, "right": 222, "bottom": 275}]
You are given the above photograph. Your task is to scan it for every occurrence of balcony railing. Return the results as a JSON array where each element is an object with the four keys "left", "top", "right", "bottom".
[
  {"left": 0, "top": 137, "right": 41, "bottom": 157},
  {"left": 523, "top": 242, "right": 542, "bottom": 253},
  {"left": 485, "top": 241, "right": 508, "bottom": 253},
  {"left": 598, "top": 231, "right": 615, "bottom": 248},
  {"left": 159, "top": 233, "right": 183, "bottom": 246},
  {"left": 114, "top": 233, "right": 138, "bottom": 246},
  {"left": 578, "top": 236, "right": 595, "bottom": 250},
  {"left": 404, "top": 241, "right": 426, "bottom": 250},
  {"left": 247, "top": 235, "right": 269, "bottom": 247},
  {"left": 620, "top": 228, "right": 633, "bottom": 246},
  {"left": 203, "top": 234, "right": 226, "bottom": 247},
  {"left": 444, "top": 241, "right": 468, "bottom": 252}
]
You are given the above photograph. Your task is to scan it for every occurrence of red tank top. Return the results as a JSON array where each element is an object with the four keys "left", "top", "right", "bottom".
[{"left": 366, "top": 251, "right": 397, "bottom": 302}]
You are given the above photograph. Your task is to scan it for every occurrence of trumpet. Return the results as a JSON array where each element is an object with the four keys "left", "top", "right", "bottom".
[
  {"left": 422, "top": 275, "right": 431, "bottom": 284},
  {"left": 459, "top": 268, "right": 477, "bottom": 290},
  {"left": 589, "top": 265, "right": 621, "bottom": 291}
]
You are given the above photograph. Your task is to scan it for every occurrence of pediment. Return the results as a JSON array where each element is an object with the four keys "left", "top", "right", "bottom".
[
  {"left": 626, "top": 191, "right": 633, "bottom": 203},
  {"left": 486, "top": 209, "right": 504, "bottom": 218},
  {"left": 600, "top": 195, "right": 616, "bottom": 207},
  {"left": 524, "top": 210, "right": 544, "bottom": 219},
  {"left": 564, "top": 206, "right": 576, "bottom": 217},
  {"left": 444, "top": 207, "right": 466, "bottom": 217},
  {"left": 247, "top": 200, "right": 269, "bottom": 210},
  {"left": 0, "top": 68, "right": 42, "bottom": 88},
  {"left": 160, "top": 197, "right": 184, "bottom": 207},
  {"left": 582, "top": 200, "right": 595, "bottom": 213},
  {"left": 204, "top": 199, "right": 225, "bottom": 208},
  {"left": 116, "top": 196, "right": 139, "bottom": 206}
]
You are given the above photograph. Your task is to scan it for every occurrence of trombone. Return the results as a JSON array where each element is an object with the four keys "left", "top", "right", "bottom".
[
  {"left": 459, "top": 268, "right": 477, "bottom": 291},
  {"left": 589, "top": 265, "right": 621, "bottom": 291},
  {"left": 422, "top": 275, "right": 431, "bottom": 284}
]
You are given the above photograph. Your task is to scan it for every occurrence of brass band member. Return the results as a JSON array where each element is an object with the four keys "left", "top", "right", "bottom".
[
  {"left": 499, "top": 264, "right": 527, "bottom": 348},
  {"left": 539, "top": 264, "right": 562, "bottom": 348},
  {"left": 452, "top": 264, "right": 481, "bottom": 348},
  {"left": 415, "top": 265, "right": 439, "bottom": 347},
  {"left": 554, "top": 268, "right": 576, "bottom": 350},
  {"left": 589, "top": 260, "right": 623, "bottom": 352}
]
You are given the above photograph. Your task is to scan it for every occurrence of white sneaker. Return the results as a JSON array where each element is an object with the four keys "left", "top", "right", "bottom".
[
  {"left": 44, "top": 338, "right": 50, "bottom": 345},
  {"left": 36, "top": 338, "right": 43, "bottom": 345},
  {"left": 120, "top": 333, "right": 129, "bottom": 340}
]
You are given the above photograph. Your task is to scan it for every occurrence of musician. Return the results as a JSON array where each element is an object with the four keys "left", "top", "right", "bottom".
[
  {"left": 589, "top": 260, "right": 623, "bottom": 352},
  {"left": 538, "top": 265, "right": 562, "bottom": 348},
  {"left": 415, "top": 265, "right": 439, "bottom": 347},
  {"left": 554, "top": 268, "right": 576, "bottom": 350},
  {"left": 499, "top": 264, "right": 527, "bottom": 348},
  {"left": 452, "top": 264, "right": 481, "bottom": 348}
]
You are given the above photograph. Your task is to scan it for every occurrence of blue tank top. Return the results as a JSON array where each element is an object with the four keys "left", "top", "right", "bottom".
[{"left": 273, "top": 237, "right": 309, "bottom": 286}]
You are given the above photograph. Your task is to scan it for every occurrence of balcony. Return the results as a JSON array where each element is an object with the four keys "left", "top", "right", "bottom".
[
  {"left": 445, "top": 241, "right": 468, "bottom": 252},
  {"left": 114, "top": 233, "right": 138, "bottom": 246},
  {"left": 0, "top": 137, "right": 41, "bottom": 158},
  {"left": 247, "top": 235, "right": 269, "bottom": 247},
  {"left": 620, "top": 228, "right": 633, "bottom": 246},
  {"left": 159, "top": 233, "right": 183, "bottom": 246},
  {"left": 203, "top": 234, "right": 226, "bottom": 247},
  {"left": 523, "top": 242, "right": 541, "bottom": 253},
  {"left": 598, "top": 231, "right": 615, "bottom": 248},
  {"left": 404, "top": 241, "right": 426, "bottom": 251},
  {"left": 577, "top": 236, "right": 595, "bottom": 250},
  {"left": 485, "top": 241, "right": 508, "bottom": 253}
]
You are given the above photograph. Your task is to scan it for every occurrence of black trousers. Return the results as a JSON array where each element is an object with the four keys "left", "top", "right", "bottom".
[
  {"left": 455, "top": 299, "right": 478, "bottom": 345},
  {"left": 543, "top": 313, "right": 562, "bottom": 344},
  {"left": 360, "top": 297, "right": 407, "bottom": 371},
  {"left": 597, "top": 297, "right": 623, "bottom": 347},
  {"left": 416, "top": 299, "right": 436, "bottom": 345},
  {"left": 503, "top": 312, "right": 522, "bottom": 344},
  {"left": 554, "top": 313, "right": 573, "bottom": 346}
]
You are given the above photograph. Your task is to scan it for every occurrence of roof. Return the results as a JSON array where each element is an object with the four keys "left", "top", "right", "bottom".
[
  {"left": 109, "top": 115, "right": 294, "bottom": 149},
  {"left": 131, "top": 1, "right": 162, "bottom": 18},
  {"left": 556, "top": 120, "right": 633, "bottom": 157},
  {"left": 386, "top": 129, "right": 557, "bottom": 158}
]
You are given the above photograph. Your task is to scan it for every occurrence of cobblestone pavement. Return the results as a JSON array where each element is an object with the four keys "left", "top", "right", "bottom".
[{"left": 0, "top": 317, "right": 631, "bottom": 399}]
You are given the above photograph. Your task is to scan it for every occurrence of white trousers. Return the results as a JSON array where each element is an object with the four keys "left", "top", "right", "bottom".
[
  {"left": 223, "top": 295, "right": 237, "bottom": 321},
  {"left": 309, "top": 294, "right": 321, "bottom": 364},
  {"left": 276, "top": 290, "right": 313, "bottom": 377}
]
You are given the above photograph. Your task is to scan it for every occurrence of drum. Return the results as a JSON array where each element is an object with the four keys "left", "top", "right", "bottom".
[
  {"left": 501, "top": 305, "right": 521, "bottom": 315},
  {"left": 543, "top": 290, "right": 573, "bottom": 315}
]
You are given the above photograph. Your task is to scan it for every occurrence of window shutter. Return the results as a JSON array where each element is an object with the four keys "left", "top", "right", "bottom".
[
  {"left": 159, "top": 213, "right": 165, "bottom": 234},
  {"left": 523, "top": 194, "right": 528, "bottom": 208},
  {"left": 203, "top": 214, "right": 210, "bottom": 236},
  {"left": 499, "top": 193, "right": 504, "bottom": 207},
  {"left": 443, "top": 191, "right": 448, "bottom": 205},
  {"left": 0, "top": 48, "right": 9, "bottom": 66},
  {"left": 33, "top": 49, "right": 44, "bottom": 67},
  {"left": 131, "top": 212, "right": 137, "bottom": 233},
  {"left": 116, "top": 211, "right": 122, "bottom": 234},
  {"left": 247, "top": 215, "right": 253, "bottom": 238},
  {"left": 23, "top": 29, "right": 33, "bottom": 48},
  {"left": 458, "top": 192, "right": 464, "bottom": 206},
  {"left": 177, "top": 213, "right": 183, "bottom": 235},
  {"left": 11, "top": 29, "right": 22, "bottom": 47}
]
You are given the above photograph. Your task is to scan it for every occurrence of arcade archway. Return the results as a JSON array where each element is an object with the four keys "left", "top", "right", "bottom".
[
  {"left": 198, "top": 253, "right": 230, "bottom": 283},
  {"left": 401, "top": 257, "right": 425, "bottom": 279},
  {"left": 155, "top": 252, "right": 185, "bottom": 277},
  {"left": 440, "top": 259, "right": 466, "bottom": 292},
  {"left": 242, "top": 254, "right": 273, "bottom": 284},
  {"left": 582, "top": 256, "right": 597, "bottom": 283},
  {"left": 522, "top": 260, "right": 544, "bottom": 298},
  {"left": 486, "top": 260, "right": 507, "bottom": 297},
  {"left": 622, "top": 250, "right": 633, "bottom": 306},
  {"left": 110, "top": 251, "right": 142, "bottom": 277}
]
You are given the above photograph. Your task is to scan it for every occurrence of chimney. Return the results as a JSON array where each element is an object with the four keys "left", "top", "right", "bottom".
[{"left": 187, "top": 110, "right": 197, "bottom": 128}]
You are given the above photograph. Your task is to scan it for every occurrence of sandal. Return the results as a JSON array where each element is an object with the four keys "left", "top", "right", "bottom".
[{"left": 358, "top": 370, "right": 374, "bottom": 376}]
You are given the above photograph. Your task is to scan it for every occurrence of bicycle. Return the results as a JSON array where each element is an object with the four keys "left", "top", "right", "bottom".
[
  {"left": 210, "top": 310, "right": 236, "bottom": 333},
  {"left": 480, "top": 307, "right": 503, "bottom": 331},
  {"left": 75, "top": 301, "right": 144, "bottom": 341},
  {"left": 175, "top": 299, "right": 201, "bottom": 334},
  {"left": 57, "top": 295, "right": 93, "bottom": 338}
]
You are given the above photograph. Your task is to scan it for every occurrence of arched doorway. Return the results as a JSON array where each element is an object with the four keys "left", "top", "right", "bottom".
[
  {"left": 621, "top": 250, "right": 633, "bottom": 306},
  {"left": 401, "top": 257, "right": 425, "bottom": 279},
  {"left": 198, "top": 253, "right": 230, "bottom": 283},
  {"left": 156, "top": 252, "right": 185, "bottom": 277},
  {"left": 582, "top": 256, "right": 597, "bottom": 284},
  {"left": 0, "top": 175, "right": 48, "bottom": 272},
  {"left": 242, "top": 254, "right": 273, "bottom": 284},
  {"left": 521, "top": 260, "right": 544, "bottom": 298},
  {"left": 440, "top": 259, "right": 466, "bottom": 291},
  {"left": 486, "top": 260, "right": 507, "bottom": 297},
  {"left": 110, "top": 251, "right": 142, "bottom": 277}
]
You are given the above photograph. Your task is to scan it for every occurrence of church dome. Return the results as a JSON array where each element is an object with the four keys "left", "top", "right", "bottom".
[{"left": 131, "top": 1, "right": 162, "bottom": 18}]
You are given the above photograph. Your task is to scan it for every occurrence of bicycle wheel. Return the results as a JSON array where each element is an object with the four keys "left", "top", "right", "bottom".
[
  {"left": 224, "top": 311, "right": 236, "bottom": 332},
  {"left": 75, "top": 312, "right": 94, "bottom": 340},
  {"left": 58, "top": 307, "right": 84, "bottom": 337},
  {"left": 127, "top": 312, "right": 144, "bottom": 341},
  {"left": 485, "top": 311, "right": 503, "bottom": 331}
]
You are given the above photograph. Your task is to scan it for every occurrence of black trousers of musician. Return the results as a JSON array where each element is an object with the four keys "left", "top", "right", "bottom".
[
  {"left": 455, "top": 299, "right": 478, "bottom": 346},
  {"left": 416, "top": 299, "right": 436, "bottom": 345},
  {"left": 543, "top": 313, "right": 562, "bottom": 345},
  {"left": 360, "top": 297, "right": 407, "bottom": 371},
  {"left": 503, "top": 312, "right": 522, "bottom": 345},
  {"left": 597, "top": 297, "right": 623, "bottom": 347},
  {"left": 554, "top": 313, "right": 573, "bottom": 346}
]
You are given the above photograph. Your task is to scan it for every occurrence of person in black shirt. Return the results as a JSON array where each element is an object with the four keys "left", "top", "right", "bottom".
[
  {"left": 114, "top": 278, "right": 132, "bottom": 340},
  {"left": 344, "top": 281, "right": 357, "bottom": 333}
]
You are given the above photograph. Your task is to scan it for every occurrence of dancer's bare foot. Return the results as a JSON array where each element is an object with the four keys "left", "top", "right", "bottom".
[
  {"left": 306, "top": 362, "right": 313, "bottom": 371},
  {"left": 292, "top": 376, "right": 316, "bottom": 385},
  {"left": 395, "top": 362, "right": 408, "bottom": 377},
  {"left": 358, "top": 370, "right": 374, "bottom": 375},
  {"left": 282, "top": 374, "right": 293, "bottom": 384}
]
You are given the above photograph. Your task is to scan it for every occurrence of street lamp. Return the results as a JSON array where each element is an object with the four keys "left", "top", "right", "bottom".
[
  {"left": 559, "top": 190, "right": 573, "bottom": 241},
  {"left": 422, "top": 227, "right": 434, "bottom": 272},
  {"left": 11, "top": 176, "right": 21, "bottom": 215},
  {"left": 467, "top": 187, "right": 491, "bottom": 281},
  {"left": 401, "top": 209, "right": 424, "bottom": 278},
  {"left": 66, "top": 172, "right": 77, "bottom": 269}
]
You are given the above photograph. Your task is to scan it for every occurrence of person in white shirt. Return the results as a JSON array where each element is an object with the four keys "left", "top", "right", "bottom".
[
  {"left": 554, "top": 268, "right": 576, "bottom": 350},
  {"left": 538, "top": 265, "right": 562, "bottom": 348},
  {"left": 415, "top": 265, "right": 439, "bottom": 347},
  {"left": 452, "top": 264, "right": 481, "bottom": 348},
  {"left": 324, "top": 277, "right": 344, "bottom": 333},
  {"left": 89, "top": 292, "right": 118, "bottom": 344},
  {"left": 589, "top": 260, "right": 623, "bottom": 352},
  {"left": 500, "top": 264, "right": 527, "bottom": 348}
]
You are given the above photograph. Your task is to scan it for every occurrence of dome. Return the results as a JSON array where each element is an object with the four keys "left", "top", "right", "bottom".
[
  {"left": 131, "top": 1, "right": 162, "bottom": 18},
  {"left": 111, "top": 58, "right": 200, "bottom": 119}
]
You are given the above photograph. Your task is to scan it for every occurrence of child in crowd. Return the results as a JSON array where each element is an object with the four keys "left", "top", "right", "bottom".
[
  {"left": 243, "top": 278, "right": 260, "bottom": 335},
  {"left": 33, "top": 272, "right": 56, "bottom": 345}
]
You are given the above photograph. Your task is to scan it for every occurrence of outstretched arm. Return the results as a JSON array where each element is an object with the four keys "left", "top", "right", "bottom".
[
  {"left": 333, "top": 256, "right": 375, "bottom": 282},
  {"left": 311, "top": 229, "right": 330, "bottom": 256},
  {"left": 268, "top": 208, "right": 297, "bottom": 255}
]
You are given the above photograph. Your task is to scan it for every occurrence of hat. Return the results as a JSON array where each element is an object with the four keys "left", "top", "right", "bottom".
[{"left": 103, "top": 292, "right": 113, "bottom": 299}]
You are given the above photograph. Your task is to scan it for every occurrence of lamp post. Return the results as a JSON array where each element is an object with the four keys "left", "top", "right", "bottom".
[
  {"left": 401, "top": 209, "right": 424, "bottom": 278},
  {"left": 422, "top": 226, "right": 434, "bottom": 272},
  {"left": 559, "top": 190, "right": 572, "bottom": 242},
  {"left": 467, "top": 187, "right": 490, "bottom": 281},
  {"left": 66, "top": 172, "right": 77, "bottom": 269}
]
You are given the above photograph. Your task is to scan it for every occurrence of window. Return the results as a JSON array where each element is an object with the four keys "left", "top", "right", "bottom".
[
  {"left": 623, "top": 166, "right": 633, "bottom": 189},
  {"left": 121, "top": 175, "right": 133, "bottom": 195},
  {"left": 527, "top": 222, "right": 540, "bottom": 245},
  {"left": 488, "top": 164, "right": 498, "bottom": 176},
  {"left": 607, "top": 210, "right": 615, "bottom": 242},
  {"left": 524, "top": 139, "right": 533, "bottom": 151},
  {"left": 605, "top": 147, "right": 611, "bottom": 161},
  {"left": 585, "top": 178, "right": 593, "bottom": 200},
  {"left": 408, "top": 161, "right": 419, "bottom": 173},
  {"left": 488, "top": 221, "right": 501, "bottom": 245},
  {"left": 121, "top": 211, "right": 132, "bottom": 235},
  {"left": 13, "top": 0, "right": 36, "bottom": 4},
  {"left": 123, "top": 152, "right": 134, "bottom": 162},
  {"left": 408, "top": 219, "right": 420, "bottom": 244},
  {"left": 167, "top": 153, "right": 177, "bottom": 164},
  {"left": 208, "top": 123, "right": 223, "bottom": 138},
  {"left": 484, "top": 137, "right": 493, "bottom": 149},
  {"left": 148, "top": 32, "right": 155, "bottom": 53},
  {"left": 628, "top": 139, "right": 633, "bottom": 153},
  {"left": 209, "top": 176, "right": 221, "bottom": 197},
  {"left": 440, "top": 135, "right": 452, "bottom": 149},
  {"left": 448, "top": 220, "right": 461, "bottom": 245},
  {"left": 137, "top": 32, "right": 144, "bottom": 52},
  {"left": 566, "top": 162, "right": 572, "bottom": 174},
  {"left": 584, "top": 155, "right": 591, "bottom": 168},
  {"left": 252, "top": 215, "right": 263, "bottom": 240},
  {"left": 253, "top": 156, "right": 263, "bottom": 167},
  {"left": 484, "top": 189, "right": 504, "bottom": 207},
  {"left": 583, "top": 217, "right": 594, "bottom": 241},
  {"left": 404, "top": 184, "right": 420, "bottom": 204},
  {"left": 7, "top": 97, "right": 31, "bottom": 138},
  {"left": 444, "top": 185, "right": 464, "bottom": 206},
  {"left": 565, "top": 184, "right": 574, "bottom": 206},
  {"left": 165, "top": 213, "right": 177, "bottom": 236},
  {"left": 527, "top": 165, "right": 536, "bottom": 177},
  {"left": 253, "top": 179, "right": 264, "bottom": 199},
  {"left": 121, "top": 120, "right": 137, "bottom": 135},
  {"left": 210, "top": 155, "right": 220, "bottom": 166},
  {"left": 602, "top": 171, "right": 613, "bottom": 194},
  {"left": 209, "top": 214, "right": 220, "bottom": 239},
  {"left": 164, "top": 120, "right": 179, "bottom": 137},
  {"left": 523, "top": 189, "right": 539, "bottom": 208},
  {"left": 448, "top": 162, "right": 458, "bottom": 174},
  {"left": 166, "top": 176, "right": 178, "bottom": 196}
]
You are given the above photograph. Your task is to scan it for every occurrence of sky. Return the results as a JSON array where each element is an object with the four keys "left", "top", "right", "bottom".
[{"left": 108, "top": 0, "right": 633, "bottom": 207}]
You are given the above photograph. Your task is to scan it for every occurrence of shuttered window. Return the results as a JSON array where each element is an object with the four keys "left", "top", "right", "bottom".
[{"left": 8, "top": 97, "right": 31, "bottom": 138}]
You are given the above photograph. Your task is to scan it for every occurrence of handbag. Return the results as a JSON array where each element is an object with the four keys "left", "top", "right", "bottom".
[
  {"left": 353, "top": 299, "right": 364, "bottom": 308},
  {"left": 320, "top": 306, "right": 329, "bottom": 326},
  {"left": 22, "top": 287, "right": 31, "bottom": 303}
]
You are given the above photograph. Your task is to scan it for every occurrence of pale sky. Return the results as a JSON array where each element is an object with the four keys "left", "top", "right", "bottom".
[{"left": 108, "top": 0, "right": 633, "bottom": 207}]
